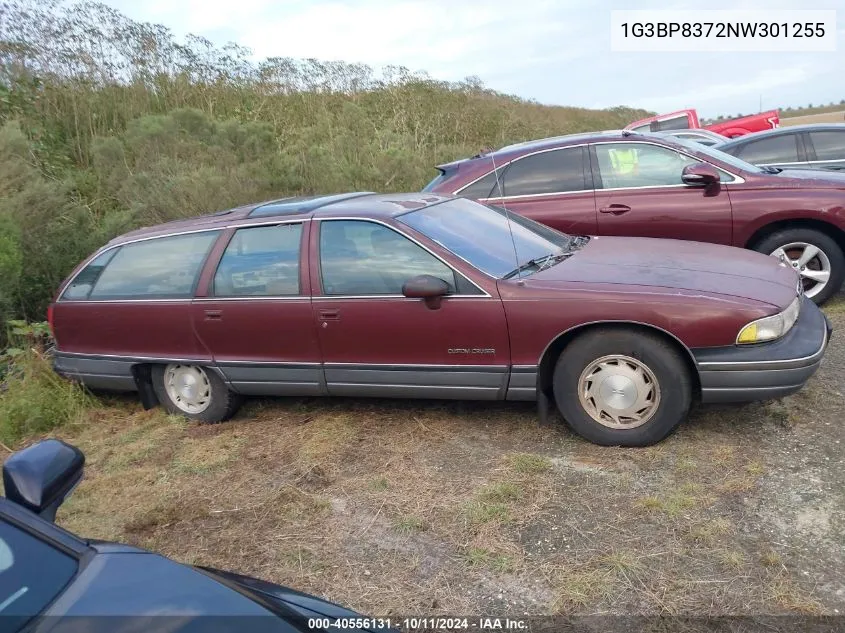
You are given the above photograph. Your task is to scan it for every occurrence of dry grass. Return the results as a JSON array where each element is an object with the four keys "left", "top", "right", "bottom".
[{"left": 780, "top": 111, "right": 845, "bottom": 126}]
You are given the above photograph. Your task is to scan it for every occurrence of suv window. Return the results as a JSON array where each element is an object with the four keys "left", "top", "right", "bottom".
[
  {"left": 594, "top": 143, "right": 698, "bottom": 188},
  {"left": 83, "top": 231, "right": 220, "bottom": 300},
  {"left": 500, "top": 147, "right": 587, "bottom": 197},
  {"left": 0, "top": 519, "right": 78, "bottom": 632},
  {"left": 320, "top": 220, "right": 457, "bottom": 296},
  {"left": 735, "top": 134, "right": 800, "bottom": 164},
  {"left": 808, "top": 130, "right": 845, "bottom": 161},
  {"left": 458, "top": 170, "right": 503, "bottom": 199},
  {"left": 213, "top": 224, "right": 302, "bottom": 297}
]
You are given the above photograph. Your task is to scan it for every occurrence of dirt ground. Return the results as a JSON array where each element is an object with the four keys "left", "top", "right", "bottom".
[{"left": 49, "top": 294, "right": 845, "bottom": 618}]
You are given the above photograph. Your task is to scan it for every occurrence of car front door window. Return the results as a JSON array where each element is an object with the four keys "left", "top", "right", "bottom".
[
  {"left": 595, "top": 143, "right": 698, "bottom": 188},
  {"left": 319, "top": 220, "right": 457, "bottom": 296}
]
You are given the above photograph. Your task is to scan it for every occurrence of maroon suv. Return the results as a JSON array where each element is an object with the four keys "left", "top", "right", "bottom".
[
  {"left": 50, "top": 193, "right": 831, "bottom": 447},
  {"left": 425, "top": 131, "right": 845, "bottom": 304}
]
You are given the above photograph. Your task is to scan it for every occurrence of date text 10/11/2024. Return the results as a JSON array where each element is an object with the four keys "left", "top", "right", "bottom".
[{"left": 307, "top": 617, "right": 529, "bottom": 630}]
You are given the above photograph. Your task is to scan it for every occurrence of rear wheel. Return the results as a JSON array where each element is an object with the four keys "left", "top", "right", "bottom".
[
  {"left": 752, "top": 228, "right": 844, "bottom": 305},
  {"left": 552, "top": 328, "right": 692, "bottom": 447},
  {"left": 152, "top": 364, "right": 241, "bottom": 423}
]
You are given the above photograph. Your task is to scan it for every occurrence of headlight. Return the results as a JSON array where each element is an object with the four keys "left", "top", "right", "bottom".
[{"left": 736, "top": 296, "right": 801, "bottom": 344}]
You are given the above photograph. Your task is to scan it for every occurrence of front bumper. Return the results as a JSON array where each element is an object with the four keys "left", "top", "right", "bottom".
[{"left": 693, "top": 296, "right": 832, "bottom": 404}]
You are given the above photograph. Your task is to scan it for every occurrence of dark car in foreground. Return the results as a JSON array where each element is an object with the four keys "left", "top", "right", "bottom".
[
  {"left": 50, "top": 193, "right": 831, "bottom": 446},
  {"left": 0, "top": 440, "right": 391, "bottom": 633},
  {"left": 716, "top": 124, "right": 845, "bottom": 173},
  {"left": 425, "top": 131, "right": 845, "bottom": 304}
]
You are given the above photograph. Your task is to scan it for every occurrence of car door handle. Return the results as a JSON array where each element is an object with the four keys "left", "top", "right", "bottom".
[
  {"left": 319, "top": 309, "right": 340, "bottom": 320},
  {"left": 599, "top": 204, "right": 631, "bottom": 215},
  {"left": 204, "top": 309, "right": 223, "bottom": 321}
]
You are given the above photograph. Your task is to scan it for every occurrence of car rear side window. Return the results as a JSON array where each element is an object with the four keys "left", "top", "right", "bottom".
[
  {"left": 60, "top": 249, "right": 118, "bottom": 300},
  {"left": 213, "top": 223, "right": 302, "bottom": 297},
  {"left": 80, "top": 231, "right": 220, "bottom": 300},
  {"left": 319, "top": 220, "right": 457, "bottom": 296},
  {"left": 457, "top": 169, "right": 504, "bottom": 199},
  {"left": 594, "top": 143, "right": 699, "bottom": 188},
  {"left": 735, "top": 134, "right": 800, "bottom": 164},
  {"left": 808, "top": 130, "right": 845, "bottom": 161},
  {"left": 499, "top": 147, "right": 587, "bottom": 197}
]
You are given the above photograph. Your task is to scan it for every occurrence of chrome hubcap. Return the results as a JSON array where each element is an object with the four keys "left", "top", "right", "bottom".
[
  {"left": 164, "top": 364, "right": 211, "bottom": 414},
  {"left": 578, "top": 355, "right": 660, "bottom": 429},
  {"left": 769, "top": 242, "right": 831, "bottom": 299}
]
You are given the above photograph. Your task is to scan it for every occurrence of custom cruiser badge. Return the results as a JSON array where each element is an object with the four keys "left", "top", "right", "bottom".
[{"left": 447, "top": 348, "right": 496, "bottom": 355}]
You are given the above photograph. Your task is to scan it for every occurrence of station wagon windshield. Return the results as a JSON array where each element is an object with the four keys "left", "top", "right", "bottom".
[{"left": 399, "top": 198, "right": 571, "bottom": 278}]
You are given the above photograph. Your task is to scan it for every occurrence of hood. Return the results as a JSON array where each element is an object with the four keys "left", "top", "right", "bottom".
[
  {"left": 772, "top": 169, "right": 845, "bottom": 188},
  {"left": 530, "top": 236, "right": 798, "bottom": 309},
  {"left": 40, "top": 552, "right": 298, "bottom": 633},
  {"left": 200, "top": 567, "right": 391, "bottom": 633}
]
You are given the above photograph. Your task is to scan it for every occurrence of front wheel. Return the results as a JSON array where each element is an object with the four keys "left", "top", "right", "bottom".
[
  {"left": 552, "top": 328, "right": 692, "bottom": 447},
  {"left": 752, "top": 228, "right": 845, "bottom": 305},
  {"left": 152, "top": 364, "right": 242, "bottom": 423}
]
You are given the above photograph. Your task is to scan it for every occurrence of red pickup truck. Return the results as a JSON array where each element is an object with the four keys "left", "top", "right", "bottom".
[{"left": 626, "top": 109, "right": 780, "bottom": 138}]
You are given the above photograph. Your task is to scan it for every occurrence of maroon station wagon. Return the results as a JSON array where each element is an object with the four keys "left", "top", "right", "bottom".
[
  {"left": 50, "top": 193, "right": 832, "bottom": 446},
  {"left": 425, "top": 131, "right": 845, "bottom": 304}
]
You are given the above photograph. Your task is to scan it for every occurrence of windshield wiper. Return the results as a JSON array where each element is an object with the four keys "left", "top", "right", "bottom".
[
  {"left": 502, "top": 252, "right": 570, "bottom": 280},
  {"left": 762, "top": 166, "right": 783, "bottom": 174}
]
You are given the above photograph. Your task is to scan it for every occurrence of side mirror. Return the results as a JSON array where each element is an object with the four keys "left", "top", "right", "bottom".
[
  {"left": 682, "top": 163, "right": 720, "bottom": 187},
  {"left": 402, "top": 274, "right": 450, "bottom": 309},
  {"left": 3, "top": 439, "right": 85, "bottom": 522}
]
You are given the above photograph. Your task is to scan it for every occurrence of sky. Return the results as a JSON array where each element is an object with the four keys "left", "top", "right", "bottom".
[{"left": 100, "top": 0, "right": 845, "bottom": 118}]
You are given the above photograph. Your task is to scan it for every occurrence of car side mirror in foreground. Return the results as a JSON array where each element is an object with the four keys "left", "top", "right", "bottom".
[
  {"left": 402, "top": 274, "right": 450, "bottom": 309},
  {"left": 3, "top": 439, "right": 85, "bottom": 522},
  {"left": 682, "top": 163, "right": 721, "bottom": 187}
]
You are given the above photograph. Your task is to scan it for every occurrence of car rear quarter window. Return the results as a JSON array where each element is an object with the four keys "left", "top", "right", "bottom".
[
  {"left": 60, "top": 249, "right": 118, "bottom": 300},
  {"left": 0, "top": 518, "right": 78, "bottom": 631},
  {"left": 213, "top": 223, "right": 302, "bottom": 297},
  {"left": 319, "top": 220, "right": 457, "bottom": 296},
  {"left": 499, "top": 147, "right": 587, "bottom": 197},
  {"left": 457, "top": 169, "right": 504, "bottom": 199},
  {"left": 68, "top": 231, "right": 220, "bottom": 301},
  {"left": 594, "top": 143, "right": 699, "bottom": 188},
  {"left": 807, "top": 130, "right": 845, "bottom": 161},
  {"left": 734, "top": 134, "right": 800, "bottom": 164}
]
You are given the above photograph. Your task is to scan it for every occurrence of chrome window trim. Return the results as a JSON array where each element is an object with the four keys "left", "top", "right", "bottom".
[
  {"left": 312, "top": 295, "right": 492, "bottom": 300},
  {"left": 317, "top": 217, "right": 492, "bottom": 297},
  {"left": 193, "top": 296, "right": 308, "bottom": 302},
  {"left": 758, "top": 158, "right": 845, "bottom": 166},
  {"left": 214, "top": 360, "right": 321, "bottom": 367},
  {"left": 757, "top": 160, "right": 808, "bottom": 167},
  {"left": 457, "top": 140, "right": 744, "bottom": 201},
  {"left": 54, "top": 350, "right": 212, "bottom": 363},
  {"left": 58, "top": 298, "right": 195, "bottom": 304},
  {"left": 324, "top": 362, "right": 507, "bottom": 368}
]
